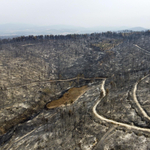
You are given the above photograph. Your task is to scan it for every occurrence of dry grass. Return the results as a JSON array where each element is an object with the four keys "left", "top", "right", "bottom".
[{"left": 46, "top": 86, "right": 88, "bottom": 109}]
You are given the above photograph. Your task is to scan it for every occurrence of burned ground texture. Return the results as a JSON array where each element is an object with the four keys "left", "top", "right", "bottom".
[{"left": 0, "top": 31, "right": 150, "bottom": 149}]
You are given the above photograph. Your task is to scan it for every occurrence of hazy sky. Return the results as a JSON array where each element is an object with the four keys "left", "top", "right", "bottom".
[{"left": 0, "top": 0, "right": 150, "bottom": 28}]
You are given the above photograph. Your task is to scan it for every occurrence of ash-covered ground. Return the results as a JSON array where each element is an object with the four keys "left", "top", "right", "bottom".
[{"left": 0, "top": 31, "right": 150, "bottom": 149}]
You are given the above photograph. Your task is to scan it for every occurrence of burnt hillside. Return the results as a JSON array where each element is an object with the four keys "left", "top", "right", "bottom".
[{"left": 1, "top": 31, "right": 150, "bottom": 150}]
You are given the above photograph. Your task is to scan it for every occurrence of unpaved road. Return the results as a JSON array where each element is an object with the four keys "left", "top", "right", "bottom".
[
  {"left": 133, "top": 74, "right": 150, "bottom": 120},
  {"left": 3, "top": 76, "right": 106, "bottom": 90},
  {"left": 93, "top": 76, "right": 150, "bottom": 133},
  {"left": 93, "top": 125, "right": 117, "bottom": 150},
  {"left": 134, "top": 44, "right": 150, "bottom": 55}
]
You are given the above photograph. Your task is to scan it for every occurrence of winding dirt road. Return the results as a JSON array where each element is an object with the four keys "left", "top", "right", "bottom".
[
  {"left": 4, "top": 76, "right": 106, "bottom": 91},
  {"left": 133, "top": 74, "right": 150, "bottom": 120},
  {"left": 93, "top": 76, "right": 150, "bottom": 133},
  {"left": 134, "top": 44, "right": 150, "bottom": 55}
]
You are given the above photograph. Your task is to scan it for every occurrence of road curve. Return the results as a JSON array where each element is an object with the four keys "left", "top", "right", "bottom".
[
  {"left": 133, "top": 74, "right": 150, "bottom": 120},
  {"left": 93, "top": 78, "right": 150, "bottom": 133}
]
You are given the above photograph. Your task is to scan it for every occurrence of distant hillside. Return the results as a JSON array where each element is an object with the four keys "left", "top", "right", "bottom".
[
  {"left": 0, "top": 23, "right": 149, "bottom": 37},
  {"left": 127, "top": 27, "right": 147, "bottom": 31}
]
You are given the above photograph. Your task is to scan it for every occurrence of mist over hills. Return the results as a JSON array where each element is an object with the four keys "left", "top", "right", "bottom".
[
  {"left": 0, "top": 24, "right": 148, "bottom": 38},
  {"left": 128, "top": 27, "right": 148, "bottom": 31}
]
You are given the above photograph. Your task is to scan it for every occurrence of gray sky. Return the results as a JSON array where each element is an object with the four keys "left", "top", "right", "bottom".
[{"left": 0, "top": 0, "right": 150, "bottom": 28}]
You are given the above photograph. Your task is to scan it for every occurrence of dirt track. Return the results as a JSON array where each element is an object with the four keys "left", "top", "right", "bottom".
[{"left": 93, "top": 76, "right": 150, "bottom": 133}]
